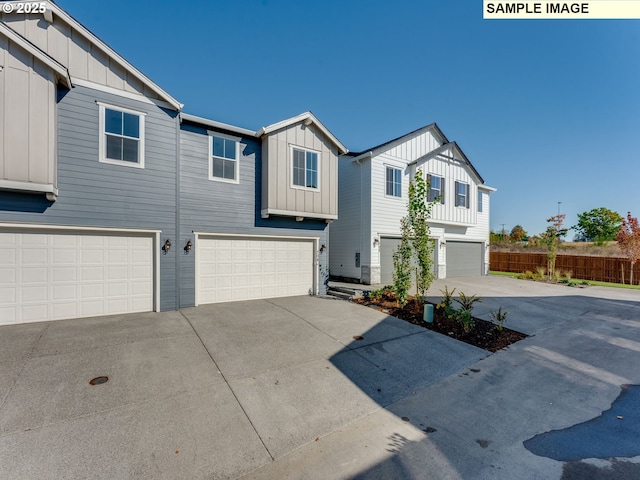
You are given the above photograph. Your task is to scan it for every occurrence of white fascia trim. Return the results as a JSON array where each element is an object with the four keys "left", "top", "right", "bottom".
[
  {"left": 479, "top": 185, "right": 497, "bottom": 192},
  {"left": 46, "top": 2, "right": 182, "bottom": 111},
  {"left": 427, "top": 219, "right": 477, "bottom": 228},
  {"left": 444, "top": 238, "right": 489, "bottom": 243},
  {"left": 258, "top": 112, "right": 348, "bottom": 154},
  {"left": 74, "top": 78, "right": 176, "bottom": 110},
  {"left": 350, "top": 151, "right": 373, "bottom": 163},
  {"left": 194, "top": 232, "right": 320, "bottom": 241},
  {"left": 0, "top": 179, "right": 58, "bottom": 198},
  {"left": 181, "top": 113, "right": 256, "bottom": 137},
  {"left": 0, "top": 23, "right": 72, "bottom": 88},
  {"left": 260, "top": 208, "right": 338, "bottom": 221},
  {"left": 0, "top": 222, "right": 161, "bottom": 235}
]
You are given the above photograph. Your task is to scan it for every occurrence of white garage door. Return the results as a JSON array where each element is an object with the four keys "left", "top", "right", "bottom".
[
  {"left": 197, "top": 236, "right": 315, "bottom": 304},
  {"left": 0, "top": 231, "right": 154, "bottom": 325}
]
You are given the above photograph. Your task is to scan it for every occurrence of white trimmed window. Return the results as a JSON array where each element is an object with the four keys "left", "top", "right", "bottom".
[
  {"left": 455, "top": 181, "right": 470, "bottom": 208},
  {"left": 478, "top": 191, "right": 483, "bottom": 212},
  {"left": 98, "top": 103, "right": 145, "bottom": 168},
  {"left": 292, "top": 146, "right": 319, "bottom": 190},
  {"left": 210, "top": 133, "right": 239, "bottom": 183},
  {"left": 427, "top": 174, "right": 444, "bottom": 204},
  {"left": 385, "top": 166, "right": 402, "bottom": 197}
]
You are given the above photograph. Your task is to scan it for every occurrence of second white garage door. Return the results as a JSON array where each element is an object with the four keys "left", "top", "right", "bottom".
[{"left": 197, "top": 236, "right": 315, "bottom": 304}]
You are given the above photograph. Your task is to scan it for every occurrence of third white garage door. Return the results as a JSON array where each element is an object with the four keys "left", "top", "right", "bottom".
[{"left": 197, "top": 236, "right": 315, "bottom": 304}]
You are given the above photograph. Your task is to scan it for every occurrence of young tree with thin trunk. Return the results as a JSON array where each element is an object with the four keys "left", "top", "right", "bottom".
[
  {"left": 617, "top": 212, "right": 640, "bottom": 285},
  {"left": 392, "top": 171, "right": 436, "bottom": 305},
  {"left": 541, "top": 214, "right": 568, "bottom": 277}
]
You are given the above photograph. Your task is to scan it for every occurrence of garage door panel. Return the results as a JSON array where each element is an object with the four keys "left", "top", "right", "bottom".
[
  {"left": 0, "top": 286, "right": 16, "bottom": 303},
  {"left": 52, "top": 303, "right": 76, "bottom": 320},
  {"left": 379, "top": 237, "right": 436, "bottom": 285},
  {"left": 197, "top": 237, "right": 314, "bottom": 304},
  {"left": 53, "top": 284, "right": 76, "bottom": 300},
  {"left": 0, "top": 232, "right": 153, "bottom": 325},
  {"left": 0, "top": 268, "right": 16, "bottom": 284},
  {"left": 22, "top": 248, "right": 47, "bottom": 264},
  {"left": 23, "top": 305, "right": 48, "bottom": 323},
  {"left": 446, "top": 241, "right": 483, "bottom": 277}
]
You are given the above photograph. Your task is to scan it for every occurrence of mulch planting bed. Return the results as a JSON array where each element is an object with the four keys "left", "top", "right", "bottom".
[{"left": 353, "top": 295, "right": 527, "bottom": 352}]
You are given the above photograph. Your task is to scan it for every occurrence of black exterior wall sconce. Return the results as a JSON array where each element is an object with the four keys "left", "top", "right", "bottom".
[
  {"left": 162, "top": 239, "right": 171, "bottom": 254},
  {"left": 184, "top": 240, "right": 192, "bottom": 253},
  {"left": 319, "top": 244, "right": 327, "bottom": 253}
]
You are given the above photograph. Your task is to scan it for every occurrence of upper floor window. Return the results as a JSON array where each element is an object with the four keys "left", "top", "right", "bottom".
[
  {"left": 478, "top": 191, "right": 483, "bottom": 212},
  {"left": 455, "top": 181, "right": 470, "bottom": 208},
  {"left": 292, "top": 147, "right": 319, "bottom": 189},
  {"left": 427, "top": 174, "right": 444, "bottom": 204},
  {"left": 98, "top": 103, "right": 145, "bottom": 168},
  {"left": 385, "top": 166, "right": 402, "bottom": 197},
  {"left": 210, "top": 134, "right": 239, "bottom": 183}
]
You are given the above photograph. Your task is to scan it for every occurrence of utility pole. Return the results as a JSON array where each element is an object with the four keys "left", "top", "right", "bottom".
[
  {"left": 500, "top": 223, "right": 506, "bottom": 241},
  {"left": 557, "top": 201, "right": 562, "bottom": 216}
]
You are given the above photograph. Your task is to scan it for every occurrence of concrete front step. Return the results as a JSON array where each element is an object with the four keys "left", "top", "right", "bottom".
[{"left": 326, "top": 290, "right": 353, "bottom": 300}]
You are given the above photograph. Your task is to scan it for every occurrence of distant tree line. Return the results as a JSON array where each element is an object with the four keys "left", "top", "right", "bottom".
[{"left": 491, "top": 207, "right": 640, "bottom": 282}]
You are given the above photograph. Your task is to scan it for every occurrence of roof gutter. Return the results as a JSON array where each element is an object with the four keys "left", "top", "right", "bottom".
[
  {"left": 180, "top": 113, "right": 256, "bottom": 137},
  {"left": 350, "top": 151, "right": 372, "bottom": 164}
]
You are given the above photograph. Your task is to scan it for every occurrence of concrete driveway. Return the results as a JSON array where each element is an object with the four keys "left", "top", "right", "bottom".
[{"left": 1, "top": 276, "right": 639, "bottom": 479}]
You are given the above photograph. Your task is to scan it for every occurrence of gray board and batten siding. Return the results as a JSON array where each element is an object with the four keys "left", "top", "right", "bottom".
[
  {"left": 0, "top": 83, "right": 180, "bottom": 311},
  {"left": 178, "top": 121, "right": 329, "bottom": 308}
]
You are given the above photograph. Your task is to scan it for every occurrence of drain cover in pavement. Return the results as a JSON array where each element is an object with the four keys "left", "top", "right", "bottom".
[{"left": 89, "top": 376, "right": 109, "bottom": 386}]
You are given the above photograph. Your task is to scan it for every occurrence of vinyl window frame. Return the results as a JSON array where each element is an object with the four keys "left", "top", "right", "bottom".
[
  {"left": 455, "top": 181, "right": 470, "bottom": 208},
  {"left": 385, "top": 166, "right": 402, "bottom": 198},
  {"left": 209, "top": 132, "right": 240, "bottom": 184},
  {"left": 427, "top": 174, "right": 445, "bottom": 204},
  {"left": 290, "top": 145, "right": 320, "bottom": 191},
  {"left": 478, "top": 190, "right": 483, "bottom": 212},
  {"left": 98, "top": 102, "right": 146, "bottom": 169}
]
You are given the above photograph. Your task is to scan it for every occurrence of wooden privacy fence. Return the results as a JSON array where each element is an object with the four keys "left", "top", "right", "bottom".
[{"left": 490, "top": 251, "right": 640, "bottom": 285}]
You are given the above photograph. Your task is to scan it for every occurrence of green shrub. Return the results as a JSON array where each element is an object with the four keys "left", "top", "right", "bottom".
[
  {"left": 453, "top": 309, "right": 474, "bottom": 333},
  {"left": 490, "top": 307, "right": 509, "bottom": 331},
  {"left": 455, "top": 292, "right": 482, "bottom": 312},
  {"left": 519, "top": 270, "right": 536, "bottom": 280}
]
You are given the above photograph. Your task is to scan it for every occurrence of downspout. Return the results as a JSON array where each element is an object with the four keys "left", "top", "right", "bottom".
[
  {"left": 175, "top": 113, "right": 181, "bottom": 309},
  {"left": 354, "top": 154, "right": 371, "bottom": 282}
]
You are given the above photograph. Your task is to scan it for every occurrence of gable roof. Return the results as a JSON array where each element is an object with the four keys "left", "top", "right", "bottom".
[
  {"left": 409, "top": 141, "right": 484, "bottom": 184},
  {"left": 347, "top": 123, "right": 449, "bottom": 158},
  {"left": 43, "top": 1, "right": 182, "bottom": 111},
  {"left": 256, "top": 111, "right": 348, "bottom": 154},
  {"left": 0, "top": 22, "right": 72, "bottom": 88}
]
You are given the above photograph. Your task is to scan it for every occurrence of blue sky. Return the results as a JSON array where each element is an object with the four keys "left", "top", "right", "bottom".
[{"left": 55, "top": 0, "right": 640, "bottom": 236}]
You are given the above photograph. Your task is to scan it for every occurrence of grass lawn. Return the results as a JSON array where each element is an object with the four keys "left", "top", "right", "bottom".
[{"left": 489, "top": 271, "right": 640, "bottom": 290}]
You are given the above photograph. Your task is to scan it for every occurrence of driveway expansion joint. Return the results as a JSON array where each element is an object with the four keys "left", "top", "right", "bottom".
[{"left": 179, "top": 310, "right": 275, "bottom": 461}]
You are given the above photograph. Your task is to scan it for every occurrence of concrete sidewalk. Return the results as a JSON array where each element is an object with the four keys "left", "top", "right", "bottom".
[{"left": 1, "top": 276, "right": 639, "bottom": 479}]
